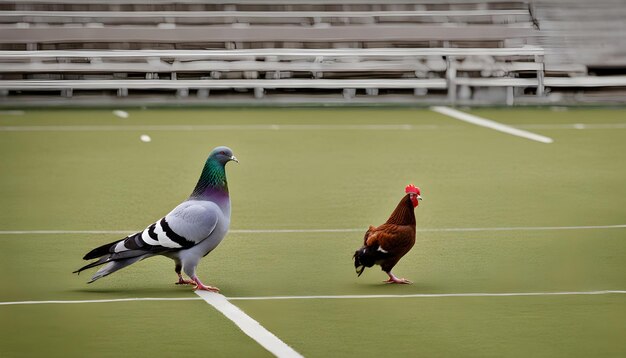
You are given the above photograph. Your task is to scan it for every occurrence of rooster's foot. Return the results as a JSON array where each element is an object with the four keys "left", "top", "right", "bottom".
[
  {"left": 383, "top": 278, "right": 412, "bottom": 284},
  {"left": 383, "top": 273, "right": 412, "bottom": 284}
]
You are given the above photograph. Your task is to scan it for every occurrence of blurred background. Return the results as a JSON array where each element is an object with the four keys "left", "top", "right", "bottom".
[{"left": 0, "top": 0, "right": 624, "bottom": 106}]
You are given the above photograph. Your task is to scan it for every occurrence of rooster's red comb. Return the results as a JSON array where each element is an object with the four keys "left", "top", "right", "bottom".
[{"left": 405, "top": 184, "right": 420, "bottom": 195}]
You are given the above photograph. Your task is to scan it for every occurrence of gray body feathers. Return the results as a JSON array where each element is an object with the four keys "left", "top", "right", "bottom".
[{"left": 75, "top": 199, "right": 230, "bottom": 283}]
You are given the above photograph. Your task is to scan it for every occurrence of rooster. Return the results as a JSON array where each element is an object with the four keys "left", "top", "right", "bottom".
[{"left": 353, "top": 184, "right": 422, "bottom": 284}]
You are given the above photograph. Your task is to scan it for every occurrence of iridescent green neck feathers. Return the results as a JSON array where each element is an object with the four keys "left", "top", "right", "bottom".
[{"left": 190, "top": 158, "right": 229, "bottom": 199}]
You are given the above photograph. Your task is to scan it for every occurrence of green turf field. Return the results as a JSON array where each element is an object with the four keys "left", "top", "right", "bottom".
[{"left": 1, "top": 107, "right": 625, "bottom": 357}]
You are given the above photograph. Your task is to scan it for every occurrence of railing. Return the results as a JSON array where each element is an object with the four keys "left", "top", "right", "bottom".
[
  {"left": 5, "top": 47, "right": 622, "bottom": 101},
  {"left": 0, "top": 47, "right": 549, "bottom": 101},
  {"left": 0, "top": 10, "right": 531, "bottom": 26},
  {"left": 0, "top": 48, "right": 547, "bottom": 58},
  {"left": 0, "top": 25, "right": 538, "bottom": 44}
]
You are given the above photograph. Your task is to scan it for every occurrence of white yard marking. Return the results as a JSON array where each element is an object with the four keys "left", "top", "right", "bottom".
[
  {"left": 0, "top": 124, "right": 433, "bottom": 131},
  {"left": 232, "top": 228, "right": 362, "bottom": 234},
  {"left": 0, "top": 297, "right": 201, "bottom": 305},
  {"left": 2, "top": 290, "right": 624, "bottom": 306},
  {"left": 2, "top": 123, "right": 626, "bottom": 132},
  {"left": 228, "top": 290, "right": 626, "bottom": 301},
  {"left": 112, "top": 110, "right": 129, "bottom": 119},
  {"left": 1, "top": 224, "right": 625, "bottom": 236},
  {"left": 0, "top": 110, "right": 25, "bottom": 115},
  {"left": 195, "top": 291, "right": 304, "bottom": 358},
  {"left": 431, "top": 106, "right": 554, "bottom": 143},
  {"left": 415, "top": 224, "right": 626, "bottom": 232},
  {"left": 516, "top": 123, "right": 626, "bottom": 130},
  {"left": 0, "top": 230, "right": 134, "bottom": 235}
]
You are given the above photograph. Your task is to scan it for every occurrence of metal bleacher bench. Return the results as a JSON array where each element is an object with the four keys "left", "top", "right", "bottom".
[
  {"left": 0, "top": 10, "right": 532, "bottom": 26},
  {"left": 2, "top": 47, "right": 624, "bottom": 101},
  {"left": 0, "top": 25, "right": 537, "bottom": 44},
  {"left": 0, "top": 47, "right": 544, "bottom": 98}
]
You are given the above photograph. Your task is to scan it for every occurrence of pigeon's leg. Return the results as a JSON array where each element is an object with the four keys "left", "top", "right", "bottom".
[
  {"left": 174, "top": 262, "right": 194, "bottom": 285},
  {"left": 182, "top": 261, "right": 220, "bottom": 292},
  {"left": 383, "top": 271, "right": 412, "bottom": 284},
  {"left": 192, "top": 276, "right": 220, "bottom": 292}
]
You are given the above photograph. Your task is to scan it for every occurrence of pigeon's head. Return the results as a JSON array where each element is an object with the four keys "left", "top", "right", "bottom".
[
  {"left": 405, "top": 184, "right": 422, "bottom": 208},
  {"left": 209, "top": 146, "right": 238, "bottom": 165}
]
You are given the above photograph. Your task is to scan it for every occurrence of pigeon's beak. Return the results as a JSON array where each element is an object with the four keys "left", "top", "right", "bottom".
[{"left": 230, "top": 155, "right": 239, "bottom": 163}]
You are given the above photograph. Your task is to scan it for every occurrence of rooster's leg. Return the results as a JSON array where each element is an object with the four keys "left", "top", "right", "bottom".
[
  {"left": 192, "top": 276, "right": 220, "bottom": 292},
  {"left": 384, "top": 272, "right": 412, "bottom": 284},
  {"left": 174, "top": 263, "right": 195, "bottom": 285}
]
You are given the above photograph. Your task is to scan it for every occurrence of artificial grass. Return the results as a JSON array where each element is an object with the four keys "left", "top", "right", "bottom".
[{"left": 1, "top": 107, "right": 625, "bottom": 357}]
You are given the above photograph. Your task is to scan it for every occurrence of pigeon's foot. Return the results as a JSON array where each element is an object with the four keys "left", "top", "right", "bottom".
[
  {"left": 384, "top": 273, "right": 412, "bottom": 284},
  {"left": 175, "top": 278, "right": 195, "bottom": 285},
  {"left": 194, "top": 284, "right": 220, "bottom": 292},
  {"left": 192, "top": 276, "right": 220, "bottom": 292},
  {"left": 175, "top": 273, "right": 195, "bottom": 285}
]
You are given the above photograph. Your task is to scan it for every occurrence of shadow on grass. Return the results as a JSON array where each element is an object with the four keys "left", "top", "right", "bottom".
[
  {"left": 73, "top": 285, "right": 197, "bottom": 297},
  {"left": 351, "top": 280, "right": 440, "bottom": 294}
]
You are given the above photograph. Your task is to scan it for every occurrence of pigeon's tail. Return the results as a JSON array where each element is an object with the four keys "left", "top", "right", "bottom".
[
  {"left": 74, "top": 232, "right": 165, "bottom": 281},
  {"left": 353, "top": 246, "right": 378, "bottom": 277},
  {"left": 82, "top": 239, "right": 121, "bottom": 260},
  {"left": 73, "top": 255, "right": 109, "bottom": 274},
  {"left": 73, "top": 237, "right": 125, "bottom": 275},
  {"left": 73, "top": 250, "right": 153, "bottom": 281},
  {"left": 87, "top": 255, "right": 147, "bottom": 283}
]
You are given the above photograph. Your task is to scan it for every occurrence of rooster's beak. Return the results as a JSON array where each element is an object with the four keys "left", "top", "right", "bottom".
[
  {"left": 230, "top": 156, "right": 239, "bottom": 163},
  {"left": 417, "top": 195, "right": 422, "bottom": 201}
]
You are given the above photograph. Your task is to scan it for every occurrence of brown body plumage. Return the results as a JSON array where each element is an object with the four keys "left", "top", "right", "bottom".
[{"left": 353, "top": 191, "right": 420, "bottom": 284}]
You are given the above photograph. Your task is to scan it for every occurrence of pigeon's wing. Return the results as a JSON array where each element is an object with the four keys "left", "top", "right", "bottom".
[
  {"left": 76, "top": 201, "right": 220, "bottom": 276},
  {"left": 138, "top": 201, "right": 221, "bottom": 250},
  {"left": 95, "top": 202, "right": 219, "bottom": 257}
]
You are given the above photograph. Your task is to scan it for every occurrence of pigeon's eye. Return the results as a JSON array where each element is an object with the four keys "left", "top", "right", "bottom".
[{"left": 220, "top": 151, "right": 226, "bottom": 155}]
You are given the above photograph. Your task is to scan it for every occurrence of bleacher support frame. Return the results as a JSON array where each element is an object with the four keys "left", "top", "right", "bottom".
[{"left": 0, "top": 47, "right": 561, "bottom": 104}]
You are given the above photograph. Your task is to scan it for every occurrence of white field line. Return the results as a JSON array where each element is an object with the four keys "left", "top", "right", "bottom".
[
  {"left": 228, "top": 290, "right": 626, "bottom": 301},
  {"left": 2, "top": 123, "right": 626, "bottom": 132},
  {"left": 0, "top": 297, "right": 201, "bottom": 305},
  {"left": 2, "top": 290, "right": 625, "bottom": 306},
  {"left": 195, "top": 291, "right": 304, "bottom": 358},
  {"left": 431, "top": 106, "right": 554, "bottom": 143},
  {"left": 517, "top": 123, "right": 626, "bottom": 130},
  {"left": 0, "top": 124, "right": 434, "bottom": 131},
  {"left": 1, "top": 224, "right": 625, "bottom": 236},
  {"left": 0, "top": 110, "right": 25, "bottom": 115},
  {"left": 0, "top": 230, "right": 136, "bottom": 235}
]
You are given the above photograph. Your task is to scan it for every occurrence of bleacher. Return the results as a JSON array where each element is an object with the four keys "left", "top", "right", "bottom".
[{"left": 0, "top": 0, "right": 624, "bottom": 105}]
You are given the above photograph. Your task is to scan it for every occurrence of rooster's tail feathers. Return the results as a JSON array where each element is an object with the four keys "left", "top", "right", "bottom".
[{"left": 353, "top": 247, "right": 376, "bottom": 277}]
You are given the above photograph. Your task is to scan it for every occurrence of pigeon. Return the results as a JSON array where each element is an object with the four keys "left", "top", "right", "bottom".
[{"left": 74, "top": 146, "right": 238, "bottom": 292}]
